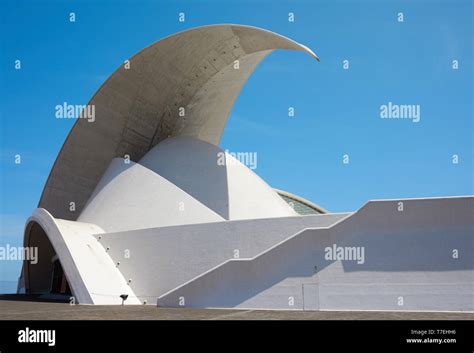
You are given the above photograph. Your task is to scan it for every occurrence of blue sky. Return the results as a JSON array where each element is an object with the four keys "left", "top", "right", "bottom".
[{"left": 0, "top": 0, "right": 472, "bottom": 288}]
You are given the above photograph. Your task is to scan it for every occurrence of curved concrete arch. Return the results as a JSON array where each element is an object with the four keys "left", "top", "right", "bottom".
[
  {"left": 23, "top": 209, "right": 139, "bottom": 304},
  {"left": 39, "top": 24, "right": 319, "bottom": 220}
]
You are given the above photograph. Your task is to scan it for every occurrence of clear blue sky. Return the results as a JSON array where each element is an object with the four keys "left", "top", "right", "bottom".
[{"left": 0, "top": 0, "right": 472, "bottom": 287}]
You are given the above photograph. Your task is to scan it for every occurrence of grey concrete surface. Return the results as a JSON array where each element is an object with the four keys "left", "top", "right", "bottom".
[
  {"left": 1, "top": 301, "right": 473, "bottom": 320},
  {"left": 39, "top": 25, "right": 318, "bottom": 221}
]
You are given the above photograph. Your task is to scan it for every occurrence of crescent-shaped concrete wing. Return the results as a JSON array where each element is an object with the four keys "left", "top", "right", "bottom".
[{"left": 39, "top": 24, "right": 319, "bottom": 220}]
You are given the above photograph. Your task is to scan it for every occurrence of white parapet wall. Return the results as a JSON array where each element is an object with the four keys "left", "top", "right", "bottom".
[
  {"left": 156, "top": 196, "right": 473, "bottom": 312},
  {"left": 22, "top": 196, "right": 473, "bottom": 310},
  {"left": 93, "top": 213, "right": 349, "bottom": 302}
]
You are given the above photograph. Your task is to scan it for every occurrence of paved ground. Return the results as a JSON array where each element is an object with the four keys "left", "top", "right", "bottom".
[{"left": 1, "top": 300, "right": 473, "bottom": 320}]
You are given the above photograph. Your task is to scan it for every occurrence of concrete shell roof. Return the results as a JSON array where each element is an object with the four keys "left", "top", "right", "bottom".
[{"left": 39, "top": 24, "right": 319, "bottom": 220}]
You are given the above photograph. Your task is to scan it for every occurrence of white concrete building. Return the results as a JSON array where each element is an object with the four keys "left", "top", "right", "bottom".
[{"left": 19, "top": 25, "right": 473, "bottom": 311}]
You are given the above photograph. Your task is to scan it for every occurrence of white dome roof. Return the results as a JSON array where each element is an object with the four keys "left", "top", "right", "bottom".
[{"left": 78, "top": 137, "right": 296, "bottom": 232}]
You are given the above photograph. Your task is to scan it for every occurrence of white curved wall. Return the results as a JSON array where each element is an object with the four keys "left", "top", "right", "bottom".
[
  {"left": 78, "top": 157, "right": 225, "bottom": 233},
  {"left": 139, "top": 137, "right": 297, "bottom": 221},
  {"left": 25, "top": 209, "right": 139, "bottom": 305}
]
